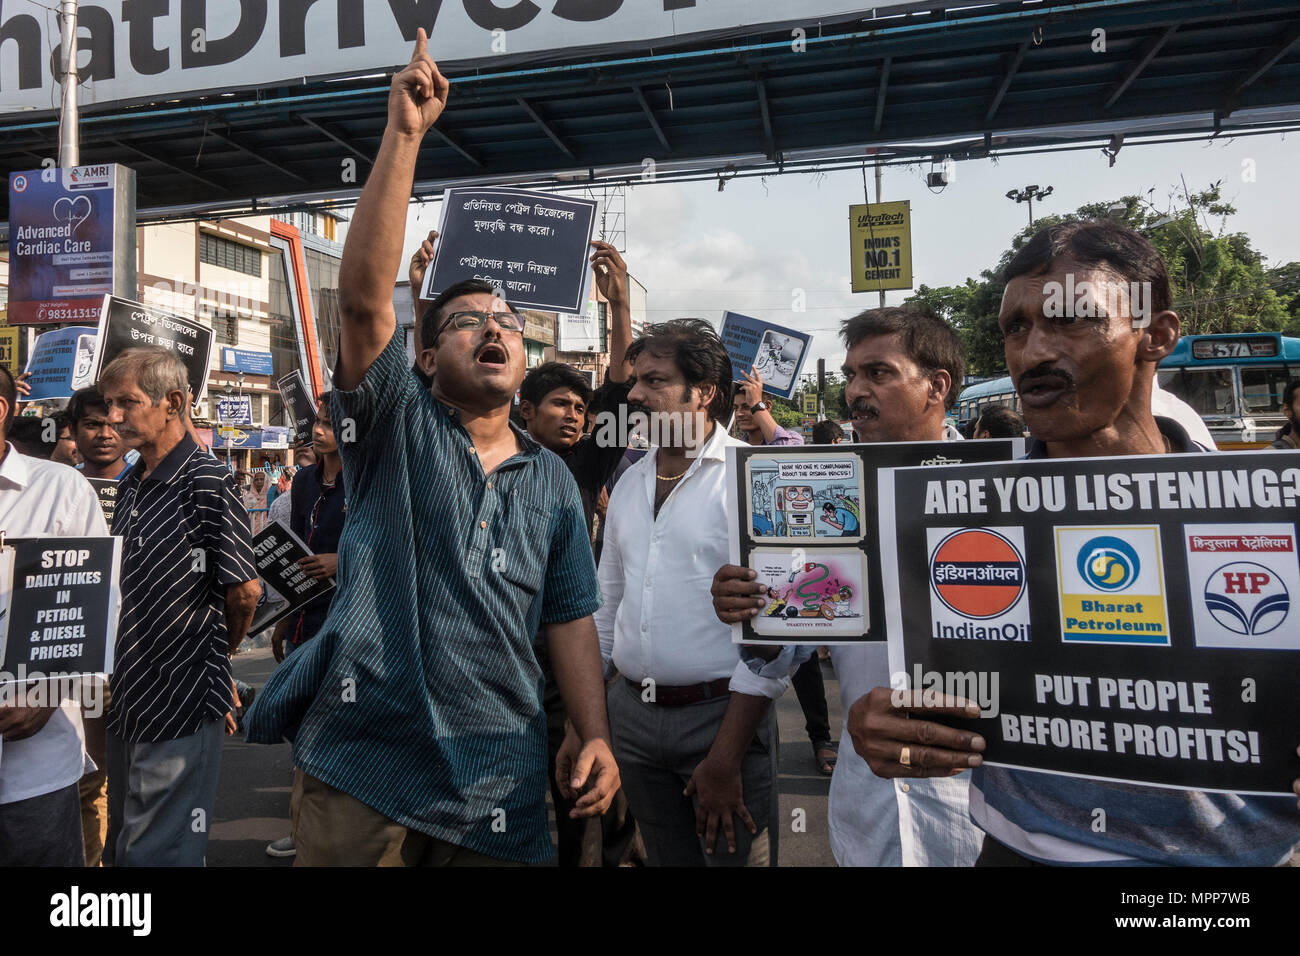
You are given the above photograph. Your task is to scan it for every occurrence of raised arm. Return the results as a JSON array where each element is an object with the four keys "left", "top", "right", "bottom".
[
  {"left": 590, "top": 241, "right": 632, "bottom": 382},
  {"left": 336, "top": 29, "right": 449, "bottom": 390}
]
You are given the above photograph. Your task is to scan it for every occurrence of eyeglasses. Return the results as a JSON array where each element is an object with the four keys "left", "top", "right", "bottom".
[{"left": 434, "top": 310, "right": 527, "bottom": 340}]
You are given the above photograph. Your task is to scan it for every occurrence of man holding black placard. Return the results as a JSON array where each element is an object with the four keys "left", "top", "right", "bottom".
[
  {"left": 0, "top": 367, "right": 110, "bottom": 867},
  {"left": 99, "top": 347, "right": 261, "bottom": 867},
  {"left": 854, "top": 221, "right": 1300, "bottom": 865},
  {"left": 711, "top": 305, "right": 984, "bottom": 867},
  {"left": 245, "top": 30, "right": 619, "bottom": 867}
]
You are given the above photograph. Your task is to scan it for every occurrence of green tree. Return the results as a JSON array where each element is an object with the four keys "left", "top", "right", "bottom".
[{"left": 906, "top": 182, "right": 1295, "bottom": 379}]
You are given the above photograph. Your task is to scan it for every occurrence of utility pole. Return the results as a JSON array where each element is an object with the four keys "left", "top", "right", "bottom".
[
  {"left": 1006, "top": 184, "right": 1053, "bottom": 227},
  {"left": 875, "top": 162, "right": 886, "bottom": 308},
  {"left": 58, "top": 0, "right": 80, "bottom": 168}
]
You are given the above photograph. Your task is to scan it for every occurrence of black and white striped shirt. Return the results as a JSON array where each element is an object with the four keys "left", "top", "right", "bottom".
[{"left": 108, "top": 435, "right": 258, "bottom": 742}]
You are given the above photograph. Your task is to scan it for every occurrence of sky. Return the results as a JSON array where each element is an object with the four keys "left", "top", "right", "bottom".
[{"left": 400, "top": 129, "right": 1300, "bottom": 380}]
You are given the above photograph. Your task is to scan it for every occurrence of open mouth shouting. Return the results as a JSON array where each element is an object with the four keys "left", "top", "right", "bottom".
[{"left": 475, "top": 341, "right": 508, "bottom": 370}]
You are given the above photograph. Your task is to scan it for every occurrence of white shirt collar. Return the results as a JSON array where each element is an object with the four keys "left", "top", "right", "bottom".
[{"left": 0, "top": 443, "right": 31, "bottom": 491}]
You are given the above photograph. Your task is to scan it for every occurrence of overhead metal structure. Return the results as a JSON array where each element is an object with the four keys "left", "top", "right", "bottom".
[{"left": 1, "top": 0, "right": 1299, "bottom": 223}]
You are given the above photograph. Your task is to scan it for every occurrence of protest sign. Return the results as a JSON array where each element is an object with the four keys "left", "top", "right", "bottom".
[
  {"left": 727, "top": 439, "right": 1022, "bottom": 645},
  {"left": 719, "top": 312, "right": 811, "bottom": 401},
  {"left": 0, "top": 537, "right": 122, "bottom": 681},
  {"left": 248, "top": 521, "right": 335, "bottom": 634},
  {"left": 90, "top": 296, "right": 214, "bottom": 404},
  {"left": 85, "top": 478, "right": 120, "bottom": 527},
  {"left": 878, "top": 450, "right": 1300, "bottom": 794},
  {"left": 277, "top": 371, "right": 316, "bottom": 446},
  {"left": 22, "top": 326, "right": 98, "bottom": 402},
  {"left": 420, "top": 187, "right": 598, "bottom": 314}
]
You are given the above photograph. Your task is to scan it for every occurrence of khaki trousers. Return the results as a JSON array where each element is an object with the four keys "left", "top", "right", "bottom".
[{"left": 291, "top": 770, "right": 523, "bottom": 867}]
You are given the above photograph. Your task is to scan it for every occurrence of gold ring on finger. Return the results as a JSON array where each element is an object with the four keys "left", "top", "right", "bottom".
[{"left": 899, "top": 746, "right": 911, "bottom": 767}]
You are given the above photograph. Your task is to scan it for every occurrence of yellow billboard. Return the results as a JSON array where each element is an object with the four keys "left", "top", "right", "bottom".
[
  {"left": 0, "top": 327, "right": 19, "bottom": 375},
  {"left": 801, "top": 392, "right": 819, "bottom": 416},
  {"left": 849, "top": 201, "right": 913, "bottom": 293}
]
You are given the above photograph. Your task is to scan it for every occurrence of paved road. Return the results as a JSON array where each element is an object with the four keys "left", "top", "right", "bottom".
[{"left": 209, "top": 647, "right": 842, "bottom": 867}]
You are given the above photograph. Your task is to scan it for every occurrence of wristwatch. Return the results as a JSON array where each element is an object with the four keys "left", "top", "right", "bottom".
[{"left": 751, "top": 401, "right": 770, "bottom": 413}]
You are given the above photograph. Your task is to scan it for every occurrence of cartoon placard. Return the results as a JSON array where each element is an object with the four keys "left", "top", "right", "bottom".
[
  {"left": 748, "top": 548, "right": 868, "bottom": 637},
  {"left": 727, "top": 438, "right": 1023, "bottom": 645},
  {"left": 744, "top": 454, "right": 865, "bottom": 543}
]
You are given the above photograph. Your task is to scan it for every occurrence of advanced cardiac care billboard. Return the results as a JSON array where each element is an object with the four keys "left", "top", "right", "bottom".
[{"left": 7, "top": 165, "right": 136, "bottom": 325}]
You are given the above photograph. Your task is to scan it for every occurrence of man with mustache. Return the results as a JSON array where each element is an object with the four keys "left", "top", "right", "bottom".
[
  {"left": 245, "top": 30, "right": 619, "bottom": 867},
  {"left": 593, "top": 319, "right": 790, "bottom": 865},
  {"left": 711, "top": 306, "right": 983, "bottom": 866},
  {"left": 853, "top": 221, "right": 1300, "bottom": 865}
]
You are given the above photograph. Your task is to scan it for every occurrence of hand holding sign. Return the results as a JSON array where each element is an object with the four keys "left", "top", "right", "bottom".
[
  {"left": 296, "top": 553, "right": 338, "bottom": 581},
  {"left": 589, "top": 241, "right": 628, "bottom": 307},
  {"left": 738, "top": 366, "right": 765, "bottom": 409},
  {"left": 847, "top": 686, "right": 985, "bottom": 779},
  {"left": 410, "top": 230, "right": 439, "bottom": 292},
  {"left": 710, "top": 564, "right": 767, "bottom": 623},
  {"left": 389, "top": 29, "right": 449, "bottom": 138}
]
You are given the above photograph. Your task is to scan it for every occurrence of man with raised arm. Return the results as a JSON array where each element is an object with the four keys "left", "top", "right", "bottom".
[{"left": 245, "top": 30, "right": 619, "bottom": 867}]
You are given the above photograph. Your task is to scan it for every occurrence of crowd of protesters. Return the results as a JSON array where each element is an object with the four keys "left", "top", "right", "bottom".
[{"left": 2, "top": 32, "right": 1299, "bottom": 869}]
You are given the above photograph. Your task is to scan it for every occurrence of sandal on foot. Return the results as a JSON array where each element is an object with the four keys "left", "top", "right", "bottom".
[{"left": 814, "top": 741, "right": 838, "bottom": 776}]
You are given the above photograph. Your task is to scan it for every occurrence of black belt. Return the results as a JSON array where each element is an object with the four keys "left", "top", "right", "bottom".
[{"left": 624, "top": 676, "right": 731, "bottom": 707}]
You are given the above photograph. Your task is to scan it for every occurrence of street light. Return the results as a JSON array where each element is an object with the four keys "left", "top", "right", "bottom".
[{"left": 1006, "top": 184, "right": 1054, "bottom": 226}]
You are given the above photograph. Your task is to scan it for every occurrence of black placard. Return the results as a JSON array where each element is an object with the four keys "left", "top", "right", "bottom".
[
  {"left": 421, "top": 187, "right": 598, "bottom": 314},
  {"left": 249, "top": 520, "right": 334, "bottom": 634},
  {"left": 879, "top": 450, "right": 1300, "bottom": 794},
  {"left": 0, "top": 537, "right": 121, "bottom": 679},
  {"left": 277, "top": 371, "right": 316, "bottom": 447},
  {"left": 85, "top": 477, "right": 118, "bottom": 527},
  {"left": 91, "top": 295, "right": 214, "bottom": 405},
  {"left": 728, "top": 439, "right": 1023, "bottom": 645}
]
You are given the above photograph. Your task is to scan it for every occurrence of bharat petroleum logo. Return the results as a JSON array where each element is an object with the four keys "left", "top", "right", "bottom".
[
  {"left": 1205, "top": 562, "right": 1290, "bottom": 635},
  {"left": 1077, "top": 536, "right": 1140, "bottom": 592},
  {"left": 12, "top": 174, "right": 28, "bottom": 193}
]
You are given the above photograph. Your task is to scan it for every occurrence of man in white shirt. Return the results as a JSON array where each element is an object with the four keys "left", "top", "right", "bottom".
[
  {"left": 585, "top": 319, "right": 789, "bottom": 866},
  {"left": 0, "top": 367, "right": 110, "bottom": 865},
  {"left": 711, "top": 306, "right": 984, "bottom": 866}
]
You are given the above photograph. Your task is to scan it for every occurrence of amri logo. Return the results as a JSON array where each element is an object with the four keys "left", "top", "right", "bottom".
[
  {"left": 926, "top": 527, "right": 1032, "bottom": 641},
  {"left": 1205, "top": 562, "right": 1290, "bottom": 635},
  {"left": 12, "top": 174, "right": 28, "bottom": 193},
  {"left": 1077, "top": 536, "right": 1140, "bottom": 591}
]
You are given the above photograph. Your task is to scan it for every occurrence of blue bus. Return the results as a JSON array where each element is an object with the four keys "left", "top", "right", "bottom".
[
  {"left": 955, "top": 333, "right": 1300, "bottom": 449},
  {"left": 1156, "top": 333, "right": 1300, "bottom": 449}
]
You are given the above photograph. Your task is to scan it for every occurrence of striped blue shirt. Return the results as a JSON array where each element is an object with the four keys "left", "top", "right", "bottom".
[{"left": 246, "top": 332, "right": 600, "bottom": 863}]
